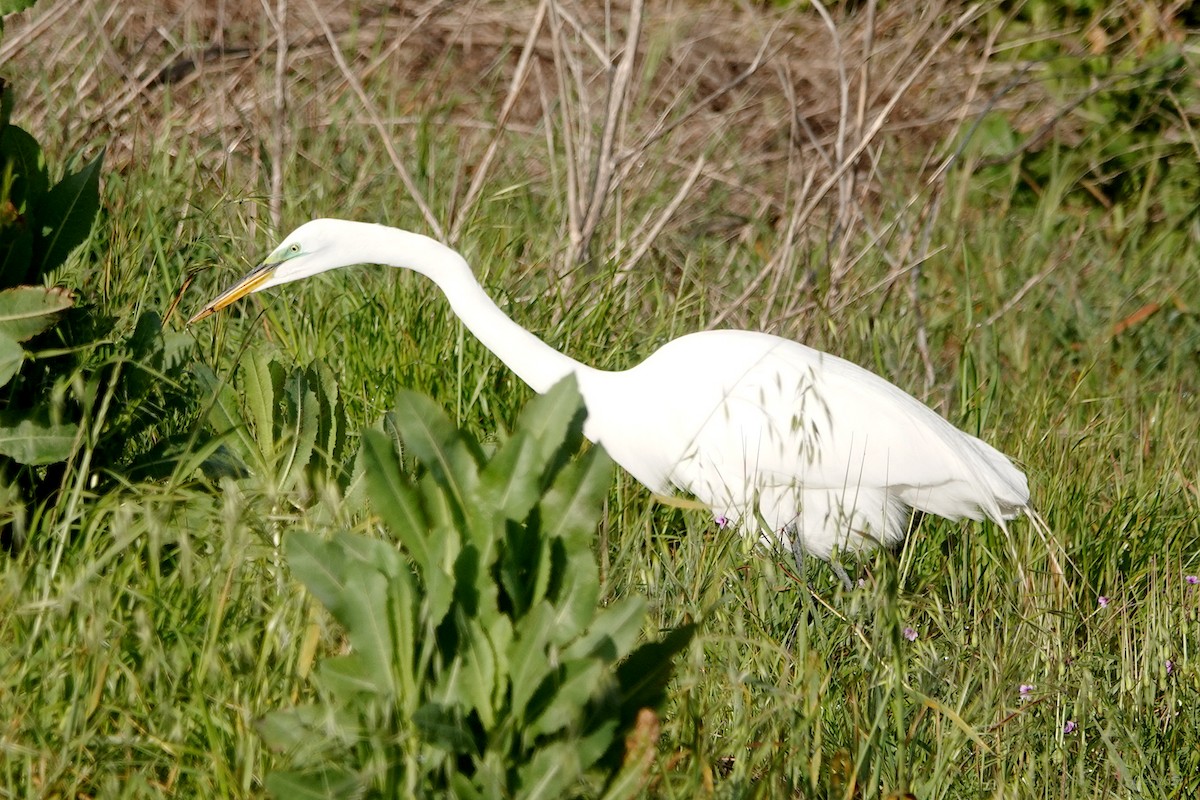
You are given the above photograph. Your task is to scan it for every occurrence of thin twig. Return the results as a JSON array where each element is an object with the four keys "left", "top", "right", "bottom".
[
  {"left": 567, "top": 0, "right": 645, "bottom": 267},
  {"left": 305, "top": 0, "right": 444, "bottom": 240},
  {"left": 611, "top": 154, "right": 706, "bottom": 287},
  {"left": 449, "top": 0, "right": 549, "bottom": 243},
  {"left": 268, "top": 0, "right": 288, "bottom": 232}
]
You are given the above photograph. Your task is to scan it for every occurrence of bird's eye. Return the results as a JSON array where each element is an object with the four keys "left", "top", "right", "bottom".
[{"left": 288, "top": 243, "right": 301, "bottom": 254}]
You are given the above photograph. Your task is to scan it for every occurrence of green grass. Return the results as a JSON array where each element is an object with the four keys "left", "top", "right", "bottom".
[{"left": 3, "top": 2, "right": 1200, "bottom": 797}]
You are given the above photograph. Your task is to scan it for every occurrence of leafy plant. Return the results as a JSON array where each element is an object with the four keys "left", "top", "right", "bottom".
[
  {"left": 0, "top": 17, "right": 202, "bottom": 545},
  {"left": 0, "top": 76, "right": 102, "bottom": 466},
  {"left": 260, "top": 377, "right": 695, "bottom": 798},
  {"left": 976, "top": 2, "right": 1199, "bottom": 224},
  {"left": 196, "top": 352, "right": 350, "bottom": 497}
]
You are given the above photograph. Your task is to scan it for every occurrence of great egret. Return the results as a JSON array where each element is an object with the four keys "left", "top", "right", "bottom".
[{"left": 190, "top": 219, "right": 1029, "bottom": 586}]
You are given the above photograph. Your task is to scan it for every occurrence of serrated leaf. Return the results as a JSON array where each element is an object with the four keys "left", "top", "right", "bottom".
[
  {"left": 362, "top": 429, "right": 431, "bottom": 570},
  {"left": 0, "top": 332, "right": 22, "bottom": 387},
  {"left": 0, "top": 285, "right": 72, "bottom": 341},
  {"left": 386, "top": 389, "right": 480, "bottom": 521},
  {"left": 458, "top": 621, "right": 498, "bottom": 727},
  {"left": 36, "top": 148, "right": 103, "bottom": 274},
  {"left": 541, "top": 443, "right": 613, "bottom": 544},
  {"left": 497, "top": 516, "right": 551, "bottom": 617},
  {"left": 194, "top": 363, "right": 258, "bottom": 470},
  {"left": 336, "top": 568, "right": 397, "bottom": 696},
  {"left": 514, "top": 375, "right": 588, "bottom": 474},
  {"left": 448, "top": 774, "right": 484, "bottom": 800},
  {"left": 539, "top": 447, "right": 612, "bottom": 640},
  {"left": 575, "top": 717, "right": 620, "bottom": 773},
  {"left": 242, "top": 353, "right": 277, "bottom": 463},
  {"left": 280, "top": 368, "right": 319, "bottom": 491},
  {"left": 334, "top": 528, "right": 403, "bottom": 581},
  {"left": 0, "top": 412, "right": 76, "bottom": 464},
  {"left": 478, "top": 430, "right": 542, "bottom": 521}
]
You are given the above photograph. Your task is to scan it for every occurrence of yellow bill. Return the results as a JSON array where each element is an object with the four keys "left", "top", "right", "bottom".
[{"left": 187, "top": 262, "right": 277, "bottom": 324}]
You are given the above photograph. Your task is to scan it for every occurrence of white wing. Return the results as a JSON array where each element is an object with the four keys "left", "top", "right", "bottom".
[{"left": 581, "top": 330, "right": 1028, "bottom": 558}]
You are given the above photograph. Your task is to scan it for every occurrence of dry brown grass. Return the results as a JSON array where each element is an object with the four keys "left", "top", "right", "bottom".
[
  {"left": 1, "top": 1, "right": 1030, "bottom": 192},
  {"left": 0, "top": 0, "right": 1046, "bottom": 337}
]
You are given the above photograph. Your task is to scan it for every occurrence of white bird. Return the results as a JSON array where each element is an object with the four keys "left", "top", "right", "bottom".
[{"left": 190, "top": 219, "right": 1030, "bottom": 586}]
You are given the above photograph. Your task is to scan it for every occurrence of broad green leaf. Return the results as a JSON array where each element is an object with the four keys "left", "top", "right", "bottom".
[
  {"left": 242, "top": 353, "right": 277, "bottom": 464},
  {"left": 497, "top": 516, "right": 551, "bottom": 617},
  {"left": 575, "top": 717, "right": 620, "bottom": 773},
  {"left": 256, "top": 705, "right": 362, "bottom": 754},
  {"left": 507, "top": 602, "right": 557, "bottom": 718},
  {"left": 284, "top": 532, "right": 350, "bottom": 620},
  {"left": 614, "top": 624, "right": 698, "bottom": 717},
  {"left": 318, "top": 653, "right": 387, "bottom": 699},
  {"left": 0, "top": 412, "right": 76, "bottom": 464},
  {"left": 333, "top": 568, "right": 396, "bottom": 697},
  {"left": 311, "top": 363, "right": 347, "bottom": 469},
  {"left": 541, "top": 444, "right": 613, "bottom": 543},
  {"left": 562, "top": 597, "right": 648, "bottom": 663},
  {"left": 194, "top": 364, "right": 258, "bottom": 469},
  {"left": 280, "top": 368, "right": 319, "bottom": 492},
  {"left": 514, "top": 375, "right": 588, "bottom": 475},
  {"left": 527, "top": 659, "right": 604, "bottom": 738},
  {"left": 477, "top": 377, "right": 587, "bottom": 524},
  {"left": 265, "top": 768, "right": 361, "bottom": 800},
  {"left": 386, "top": 389, "right": 480, "bottom": 521},
  {"left": 0, "top": 125, "right": 48, "bottom": 210},
  {"left": 0, "top": 285, "right": 72, "bottom": 341},
  {"left": 35, "top": 148, "right": 103, "bottom": 275},
  {"left": 517, "top": 741, "right": 583, "bottom": 800},
  {"left": 458, "top": 622, "right": 498, "bottom": 727},
  {"left": 335, "top": 528, "right": 403, "bottom": 581},
  {"left": 478, "top": 429, "right": 542, "bottom": 521},
  {"left": 540, "top": 447, "right": 612, "bottom": 639},
  {"left": 413, "top": 703, "right": 477, "bottom": 755},
  {"left": 0, "top": 332, "right": 22, "bottom": 387},
  {"left": 448, "top": 774, "right": 484, "bottom": 800},
  {"left": 0, "top": 226, "right": 33, "bottom": 289},
  {"left": 362, "top": 429, "right": 432, "bottom": 572}
]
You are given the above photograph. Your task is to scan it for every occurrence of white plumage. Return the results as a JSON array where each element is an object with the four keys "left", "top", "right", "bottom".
[{"left": 191, "top": 219, "right": 1030, "bottom": 577}]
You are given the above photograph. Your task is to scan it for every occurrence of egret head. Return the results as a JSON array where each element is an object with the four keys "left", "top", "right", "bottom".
[{"left": 188, "top": 219, "right": 357, "bottom": 324}]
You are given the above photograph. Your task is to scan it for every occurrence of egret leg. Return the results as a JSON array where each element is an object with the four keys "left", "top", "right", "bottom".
[
  {"left": 828, "top": 559, "right": 853, "bottom": 592},
  {"left": 787, "top": 524, "right": 853, "bottom": 591}
]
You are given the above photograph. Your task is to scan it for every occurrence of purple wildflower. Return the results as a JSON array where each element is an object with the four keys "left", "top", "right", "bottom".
[
  {"left": 1063, "top": 721, "right": 1077, "bottom": 734},
  {"left": 1098, "top": 596, "right": 1109, "bottom": 608},
  {"left": 903, "top": 627, "right": 918, "bottom": 642},
  {"left": 1166, "top": 659, "right": 1174, "bottom": 675},
  {"left": 1187, "top": 575, "right": 1199, "bottom": 586},
  {"left": 1019, "top": 684, "right": 1034, "bottom": 700},
  {"left": 715, "top": 515, "right": 729, "bottom": 529}
]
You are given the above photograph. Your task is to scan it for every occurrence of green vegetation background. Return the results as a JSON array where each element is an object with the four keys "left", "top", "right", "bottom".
[{"left": 1, "top": 0, "right": 1198, "bottom": 797}]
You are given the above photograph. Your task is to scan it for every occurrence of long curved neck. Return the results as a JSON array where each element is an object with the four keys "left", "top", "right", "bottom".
[{"left": 360, "top": 224, "right": 595, "bottom": 394}]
